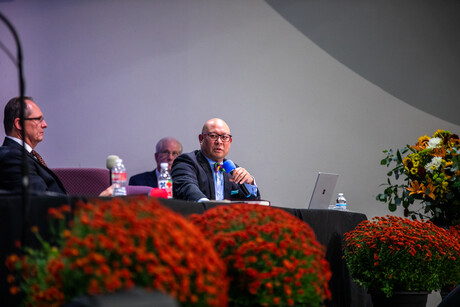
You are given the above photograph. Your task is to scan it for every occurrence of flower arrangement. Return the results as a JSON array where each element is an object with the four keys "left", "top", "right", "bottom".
[
  {"left": 189, "top": 204, "right": 332, "bottom": 307},
  {"left": 6, "top": 196, "right": 228, "bottom": 306},
  {"left": 445, "top": 225, "right": 460, "bottom": 292},
  {"left": 344, "top": 215, "right": 460, "bottom": 297},
  {"left": 377, "top": 129, "right": 460, "bottom": 225}
]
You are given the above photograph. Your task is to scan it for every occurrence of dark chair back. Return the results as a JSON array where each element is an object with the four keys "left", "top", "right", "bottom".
[{"left": 52, "top": 168, "right": 110, "bottom": 196}]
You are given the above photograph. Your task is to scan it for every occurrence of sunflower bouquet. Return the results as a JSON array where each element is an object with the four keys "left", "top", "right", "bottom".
[{"left": 378, "top": 129, "right": 460, "bottom": 226}]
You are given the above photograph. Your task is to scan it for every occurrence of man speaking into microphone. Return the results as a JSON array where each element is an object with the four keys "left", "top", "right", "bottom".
[{"left": 171, "top": 118, "right": 260, "bottom": 202}]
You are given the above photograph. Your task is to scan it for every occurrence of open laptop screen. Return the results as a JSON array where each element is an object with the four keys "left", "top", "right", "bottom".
[{"left": 308, "top": 172, "right": 339, "bottom": 209}]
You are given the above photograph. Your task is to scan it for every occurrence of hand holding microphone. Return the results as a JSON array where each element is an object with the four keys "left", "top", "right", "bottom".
[{"left": 223, "top": 160, "right": 253, "bottom": 198}]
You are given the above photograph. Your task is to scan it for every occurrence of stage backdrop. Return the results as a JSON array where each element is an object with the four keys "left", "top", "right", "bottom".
[
  {"left": 2, "top": 1, "right": 460, "bottom": 305},
  {"left": 1, "top": 2, "right": 459, "bottom": 223}
]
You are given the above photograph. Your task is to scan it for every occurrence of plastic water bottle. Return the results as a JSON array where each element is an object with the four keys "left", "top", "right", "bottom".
[
  {"left": 335, "top": 193, "right": 347, "bottom": 211},
  {"left": 157, "top": 162, "right": 173, "bottom": 198},
  {"left": 112, "top": 158, "right": 127, "bottom": 196}
]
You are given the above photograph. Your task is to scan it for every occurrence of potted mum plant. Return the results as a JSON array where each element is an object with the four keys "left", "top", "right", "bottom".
[
  {"left": 377, "top": 129, "right": 460, "bottom": 226},
  {"left": 344, "top": 216, "right": 460, "bottom": 307},
  {"left": 6, "top": 197, "right": 228, "bottom": 307},
  {"left": 189, "top": 204, "right": 332, "bottom": 307}
]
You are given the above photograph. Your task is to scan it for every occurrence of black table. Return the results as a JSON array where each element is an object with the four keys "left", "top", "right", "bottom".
[{"left": 0, "top": 195, "right": 371, "bottom": 307}]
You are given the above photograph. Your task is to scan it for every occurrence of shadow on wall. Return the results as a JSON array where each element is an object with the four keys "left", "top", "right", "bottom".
[{"left": 266, "top": 0, "right": 460, "bottom": 126}]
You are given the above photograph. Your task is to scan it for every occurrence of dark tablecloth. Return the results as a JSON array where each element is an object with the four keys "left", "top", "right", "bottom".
[{"left": 0, "top": 195, "right": 371, "bottom": 306}]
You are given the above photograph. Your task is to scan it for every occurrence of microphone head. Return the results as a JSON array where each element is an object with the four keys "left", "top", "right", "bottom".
[
  {"left": 223, "top": 160, "right": 236, "bottom": 173},
  {"left": 106, "top": 155, "right": 120, "bottom": 170}
]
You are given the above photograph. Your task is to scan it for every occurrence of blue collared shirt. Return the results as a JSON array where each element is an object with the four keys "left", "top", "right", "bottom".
[{"left": 197, "top": 156, "right": 257, "bottom": 202}]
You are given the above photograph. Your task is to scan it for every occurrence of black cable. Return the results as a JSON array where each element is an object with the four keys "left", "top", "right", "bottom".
[
  {"left": 0, "top": 10, "right": 29, "bottom": 247},
  {"left": 0, "top": 40, "right": 16, "bottom": 64}
]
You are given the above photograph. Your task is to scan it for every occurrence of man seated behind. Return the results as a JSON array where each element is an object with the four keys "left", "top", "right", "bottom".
[
  {"left": 0, "top": 96, "right": 67, "bottom": 194},
  {"left": 129, "top": 137, "right": 182, "bottom": 188},
  {"left": 171, "top": 118, "right": 260, "bottom": 202}
]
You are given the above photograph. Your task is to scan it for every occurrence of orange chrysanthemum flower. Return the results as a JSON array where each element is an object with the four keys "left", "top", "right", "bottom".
[
  {"left": 190, "top": 204, "right": 331, "bottom": 307},
  {"left": 344, "top": 216, "right": 460, "bottom": 297},
  {"left": 6, "top": 197, "right": 228, "bottom": 307}
]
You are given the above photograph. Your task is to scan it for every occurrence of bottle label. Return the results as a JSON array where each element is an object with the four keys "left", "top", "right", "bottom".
[
  {"left": 112, "top": 172, "right": 127, "bottom": 182},
  {"left": 336, "top": 203, "right": 347, "bottom": 210},
  {"left": 158, "top": 179, "right": 173, "bottom": 198}
]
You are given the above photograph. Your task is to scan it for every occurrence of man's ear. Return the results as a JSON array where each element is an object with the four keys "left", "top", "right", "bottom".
[
  {"left": 198, "top": 134, "right": 204, "bottom": 143},
  {"left": 13, "top": 118, "right": 22, "bottom": 131}
]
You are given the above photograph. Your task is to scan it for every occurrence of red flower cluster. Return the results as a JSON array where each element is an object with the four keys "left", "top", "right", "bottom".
[
  {"left": 344, "top": 215, "right": 460, "bottom": 297},
  {"left": 189, "top": 204, "right": 331, "bottom": 307},
  {"left": 6, "top": 197, "right": 228, "bottom": 306}
]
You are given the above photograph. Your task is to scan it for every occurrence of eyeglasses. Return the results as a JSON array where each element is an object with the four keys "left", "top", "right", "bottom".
[
  {"left": 159, "top": 150, "right": 181, "bottom": 157},
  {"left": 24, "top": 116, "right": 45, "bottom": 123},
  {"left": 203, "top": 133, "right": 232, "bottom": 142}
]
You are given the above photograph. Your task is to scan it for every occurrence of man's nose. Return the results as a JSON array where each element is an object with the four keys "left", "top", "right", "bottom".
[{"left": 42, "top": 120, "right": 48, "bottom": 128}]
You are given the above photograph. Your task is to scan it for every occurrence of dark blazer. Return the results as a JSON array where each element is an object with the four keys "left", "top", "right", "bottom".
[
  {"left": 171, "top": 150, "right": 260, "bottom": 201},
  {"left": 129, "top": 170, "right": 158, "bottom": 188},
  {"left": 0, "top": 137, "right": 67, "bottom": 194}
]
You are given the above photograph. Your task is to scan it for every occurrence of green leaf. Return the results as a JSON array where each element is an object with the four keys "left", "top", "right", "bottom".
[
  {"left": 394, "top": 169, "right": 400, "bottom": 180},
  {"left": 396, "top": 150, "right": 403, "bottom": 163},
  {"left": 389, "top": 202, "right": 396, "bottom": 211}
]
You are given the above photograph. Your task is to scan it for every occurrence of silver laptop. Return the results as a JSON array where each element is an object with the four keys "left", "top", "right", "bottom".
[{"left": 308, "top": 172, "right": 339, "bottom": 209}]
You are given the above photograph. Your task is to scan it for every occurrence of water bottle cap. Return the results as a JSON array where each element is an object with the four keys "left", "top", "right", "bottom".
[{"left": 160, "top": 162, "right": 168, "bottom": 169}]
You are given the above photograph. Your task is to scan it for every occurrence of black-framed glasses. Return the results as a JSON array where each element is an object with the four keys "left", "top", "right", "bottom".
[
  {"left": 159, "top": 150, "right": 181, "bottom": 157},
  {"left": 203, "top": 133, "right": 232, "bottom": 142},
  {"left": 24, "top": 116, "right": 45, "bottom": 123}
]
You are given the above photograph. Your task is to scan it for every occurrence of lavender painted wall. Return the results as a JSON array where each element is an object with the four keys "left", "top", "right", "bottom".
[
  {"left": 2, "top": 2, "right": 458, "bottom": 304},
  {"left": 0, "top": 2, "right": 457, "bottom": 212}
]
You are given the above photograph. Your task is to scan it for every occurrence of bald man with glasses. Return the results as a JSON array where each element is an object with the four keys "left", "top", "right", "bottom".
[
  {"left": 171, "top": 118, "right": 260, "bottom": 202},
  {"left": 129, "top": 137, "right": 182, "bottom": 188}
]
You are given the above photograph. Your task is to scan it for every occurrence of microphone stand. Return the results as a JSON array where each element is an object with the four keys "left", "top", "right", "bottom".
[{"left": 0, "top": 11, "right": 29, "bottom": 247}]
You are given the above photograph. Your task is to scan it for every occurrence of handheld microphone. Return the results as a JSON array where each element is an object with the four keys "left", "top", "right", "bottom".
[
  {"left": 106, "top": 155, "right": 120, "bottom": 185},
  {"left": 222, "top": 160, "right": 251, "bottom": 198},
  {"left": 106, "top": 155, "right": 120, "bottom": 170}
]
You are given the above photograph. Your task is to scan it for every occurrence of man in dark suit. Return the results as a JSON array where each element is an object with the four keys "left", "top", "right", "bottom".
[
  {"left": 0, "top": 96, "right": 66, "bottom": 194},
  {"left": 171, "top": 118, "right": 260, "bottom": 201},
  {"left": 129, "top": 137, "right": 182, "bottom": 188}
]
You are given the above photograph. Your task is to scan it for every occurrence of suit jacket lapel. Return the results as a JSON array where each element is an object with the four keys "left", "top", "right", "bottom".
[
  {"left": 197, "top": 151, "right": 216, "bottom": 200},
  {"left": 3, "top": 138, "right": 67, "bottom": 193},
  {"left": 28, "top": 151, "right": 67, "bottom": 193}
]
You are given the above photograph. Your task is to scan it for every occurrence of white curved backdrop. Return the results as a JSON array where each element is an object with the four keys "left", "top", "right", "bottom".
[
  {"left": 0, "top": 3, "right": 457, "bottom": 212},
  {"left": 1, "top": 1, "right": 458, "bottom": 305}
]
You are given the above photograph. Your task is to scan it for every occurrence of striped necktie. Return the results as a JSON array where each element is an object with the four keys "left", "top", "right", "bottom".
[{"left": 31, "top": 150, "right": 47, "bottom": 168}]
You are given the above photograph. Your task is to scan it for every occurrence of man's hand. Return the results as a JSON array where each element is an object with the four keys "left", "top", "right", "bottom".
[
  {"left": 99, "top": 185, "right": 114, "bottom": 197},
  {"left": 229, "top": 167, "right": 254, "bottom": 185}
]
